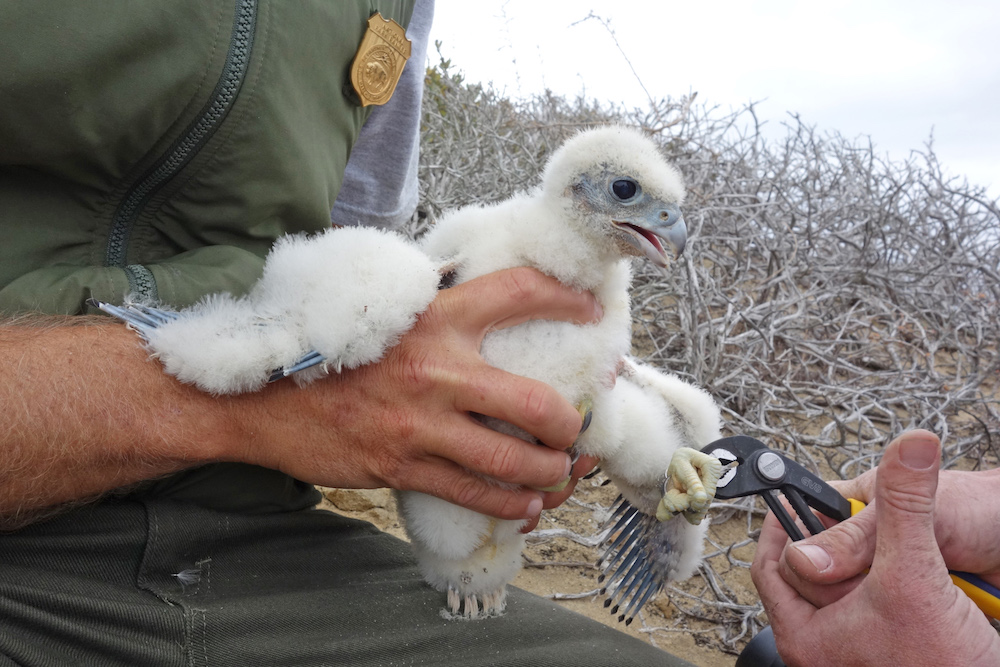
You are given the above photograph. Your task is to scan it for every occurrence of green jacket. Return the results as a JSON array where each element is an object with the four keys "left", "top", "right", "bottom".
[
  {"left": 1, "top": 0, "right": 414, "bottom": 314},
  {"left": 1, "top": 0, "right": 415, "bottom": 511}
]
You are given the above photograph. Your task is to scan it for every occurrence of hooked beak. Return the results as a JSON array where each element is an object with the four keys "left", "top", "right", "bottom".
[{"left": 612, "top": 204, "right": 687, "bottom": 267}]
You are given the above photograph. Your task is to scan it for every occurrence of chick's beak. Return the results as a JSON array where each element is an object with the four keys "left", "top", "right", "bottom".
[
  {"left": 660, "top": 214, "right": 687, "bottom": 260},
  {"left": 613, "top": 203, "right": 687, "bottom": 266}
]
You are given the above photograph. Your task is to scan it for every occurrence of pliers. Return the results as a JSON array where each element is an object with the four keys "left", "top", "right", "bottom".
[{"left": 702, "top": 435, "right": 1000, "bottom": 620}]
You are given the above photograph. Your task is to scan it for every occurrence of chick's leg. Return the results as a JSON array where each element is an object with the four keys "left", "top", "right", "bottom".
[{"left": 657, "top": 448, "right": 723, "bottom": 524}]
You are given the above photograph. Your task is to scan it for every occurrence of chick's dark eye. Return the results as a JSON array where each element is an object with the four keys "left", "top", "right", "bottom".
[{"left": 611, "top": 179, "right": 638, "bottom": 201}]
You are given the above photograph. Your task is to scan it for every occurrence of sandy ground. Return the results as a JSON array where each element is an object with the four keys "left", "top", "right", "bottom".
[{"left": 322, "top": 479, "right": 761, "bottom": 667}]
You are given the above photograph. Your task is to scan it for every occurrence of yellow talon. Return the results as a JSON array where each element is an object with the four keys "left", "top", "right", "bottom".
[
  {"left": 657, "top": 447, "right": 723, "bottom": 525},
  {"left": 535, "top": 477, "right": 571, "bottom": 493}
]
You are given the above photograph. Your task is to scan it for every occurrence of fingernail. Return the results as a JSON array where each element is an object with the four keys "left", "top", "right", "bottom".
[
  {"left": 898, "top": 434, "right": 938, "bottom": 470},
  {"left": 526, "top": 496, "right": 543, "bottom": 518},
  {"left": 564, "top": 455, "right": 574, "bottom": 479},
  {"left": 792, "top": 544, "right": 832, "bottom": 573}
]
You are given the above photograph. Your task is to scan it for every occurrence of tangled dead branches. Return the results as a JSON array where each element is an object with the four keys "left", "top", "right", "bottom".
[{"left": 414, "top": 57, "right": 1000, "bottom": 655}]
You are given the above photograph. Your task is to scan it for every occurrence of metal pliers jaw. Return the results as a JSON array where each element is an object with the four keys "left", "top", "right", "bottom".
[{"left": 702, "top": 435, "right": 852, "bottom": 541}]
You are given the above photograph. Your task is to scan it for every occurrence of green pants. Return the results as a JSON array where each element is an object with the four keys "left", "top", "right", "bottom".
[{"left": 0, "top": 494, "right": 694, "bottom": 666}]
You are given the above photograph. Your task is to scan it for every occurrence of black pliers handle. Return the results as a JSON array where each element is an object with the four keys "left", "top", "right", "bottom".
[{"left": 701, "top": 435, "right": 854, "bottom": 541}]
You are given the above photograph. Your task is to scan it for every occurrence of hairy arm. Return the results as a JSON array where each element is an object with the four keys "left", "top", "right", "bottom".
[
  {"left": 0, "top": 268, "right": 600, "bottom": 529},
  {"left": 0, "top": 314, "right": 235, "bottom": 527}
]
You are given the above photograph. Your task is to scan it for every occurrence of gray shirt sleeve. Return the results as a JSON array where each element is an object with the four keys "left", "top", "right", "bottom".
[{"left": 330, "top": 0, "right": 434, "bottom": 230}]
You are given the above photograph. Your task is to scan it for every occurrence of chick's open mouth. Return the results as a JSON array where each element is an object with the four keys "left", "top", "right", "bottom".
[{"left": 612, "top": 221, "right": 668, "bottom": 264}]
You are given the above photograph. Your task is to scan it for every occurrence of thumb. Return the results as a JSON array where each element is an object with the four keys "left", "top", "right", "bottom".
[
  {"left": 782, "top": 433, "right": 940, "bottom": 585},
  {"left": 871, "top": 429, "right": 942, "bottom": 572}
]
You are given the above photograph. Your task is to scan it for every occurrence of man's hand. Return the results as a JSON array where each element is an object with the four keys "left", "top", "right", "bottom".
[
  {"left": 0, "top": 268, "right": 601, "bottom": 528},
  {"left": 775, "top": 433, "right": 1000, "bottom": 607},
  {"left": 225, "top": 267, "right": 603, "bottom": 523},
  {"left": 750, "top": 430, "right": 1000, "bottom": 666}
]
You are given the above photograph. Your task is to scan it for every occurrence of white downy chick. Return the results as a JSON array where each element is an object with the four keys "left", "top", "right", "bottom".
[{"left": 398, "top": 126, "right": 723, "bottom": 622}]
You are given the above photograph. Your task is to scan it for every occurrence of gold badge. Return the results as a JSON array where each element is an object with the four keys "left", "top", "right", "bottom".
[{"left": 350, "top": 12, "right": 411, "bottom": 107}]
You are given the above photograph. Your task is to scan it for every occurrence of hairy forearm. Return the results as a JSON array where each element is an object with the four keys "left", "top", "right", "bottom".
[
  {"left": 0, "top": 270, "right": 603, "bottom": 528},
  {"left": 0, "top": 315, "right": 236, "bottom": 527}
]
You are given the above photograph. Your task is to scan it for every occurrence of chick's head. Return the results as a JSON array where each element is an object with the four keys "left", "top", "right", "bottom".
[{"left": 541, "top": 126, "right": 687, "bottom": 267}]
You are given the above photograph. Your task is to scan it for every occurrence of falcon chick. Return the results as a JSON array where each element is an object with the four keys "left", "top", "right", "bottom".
[
  {"left": 93, "top": 126, "right": 723, "bottom": 624},
  {"left": 399, "top": 126, "right": 723, "bottom": 621}
]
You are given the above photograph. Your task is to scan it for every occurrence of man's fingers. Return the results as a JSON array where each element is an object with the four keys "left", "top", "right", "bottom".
[
  {"left": 778, "top": 558, "right": 867, "bottom": 608},
  {"left": 442, "top": 268, "right": 602, "bottom": 336},
  {"left": 414, "top": 459, "right": 544, "bottom": 522},
  {"left": 427, "top": 415, "right": 573, "bottom": 490},
  {"left": 751, "top": 512, "right": 819, "bottom": 636},
  {"left": 752, "top": 511, "right": 794, "bottom": 580},
  {"left": 452, "top": 365, "right": 583, "bottom": 451},
  {"left": 520, "top": 456, "right": 597, "bottom": 532},
  {"left": 519, "top": 512, "right": 542, "bottom": 534},
  {"left": 523, "top": 454, "right": 601, "bottom": 532},
  {"left": 539, "top": 454, "right": 599, "bottom": 509},
  {"left": 783, "top": 505, "right": 877, "bottom": 584},
  {"left": 414, "top": 268, "right": 598, "bottom": 452},
  {"left": 828, "top": 470, "right": 876, "bottom": 505},
  {"left": 571, "top": 454, "right": 600, "bottom": 479}
]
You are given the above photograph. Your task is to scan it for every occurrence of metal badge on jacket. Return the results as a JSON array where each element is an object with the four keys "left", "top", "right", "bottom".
[{"left": 350, "top": 12, "right": 411, "bottom": 106}]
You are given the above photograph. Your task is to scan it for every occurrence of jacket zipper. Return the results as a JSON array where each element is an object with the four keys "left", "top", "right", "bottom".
[{"left": 105, "top": 0, "right": 258, "bottom": 299}]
